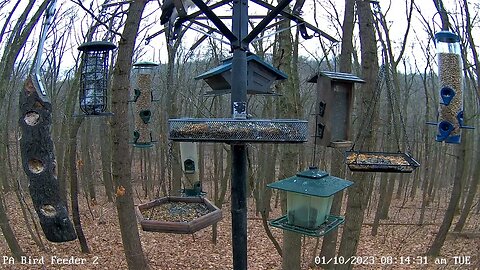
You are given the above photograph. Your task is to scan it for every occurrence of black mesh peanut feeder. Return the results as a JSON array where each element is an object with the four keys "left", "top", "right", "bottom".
[{"left": 78, "top": 41, "right": 116, "bottom": 116}]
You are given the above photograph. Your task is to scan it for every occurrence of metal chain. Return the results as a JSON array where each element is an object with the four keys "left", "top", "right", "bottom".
[
  {"left": 351, "top": 64, "right": 385, "bottom": 151},
  {"left": 167, "top": 140, "right": 173, "bottom": 196},
  {"left": 384, "top": 65, "right": 402, "bottom": 152}
]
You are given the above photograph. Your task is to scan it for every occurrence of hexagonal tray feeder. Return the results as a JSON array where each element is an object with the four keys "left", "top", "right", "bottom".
[
  {"left": 168, "top": 118, "right": 308, "bottom": 143},
  {"left": 136, "top": 196, "right": 222, "bottom": 234},
  {"left": 345, "top": 151, "right": 420, "bottom": 173}
]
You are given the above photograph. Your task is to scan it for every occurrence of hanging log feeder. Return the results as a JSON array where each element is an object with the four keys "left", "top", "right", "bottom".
[
  {"left": 19, "top": 76, "right": 77, "bottom": 242},
  {"left": 136, "top": 196, "right": 222, "bottom": 234},
  {"left": 345, "top": 150, "right": 420, "bottom": 173}
]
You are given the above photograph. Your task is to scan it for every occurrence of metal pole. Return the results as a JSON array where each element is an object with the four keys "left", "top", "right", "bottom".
[{"left": 231, "top": 0, "right": 248, "bottom": 268}]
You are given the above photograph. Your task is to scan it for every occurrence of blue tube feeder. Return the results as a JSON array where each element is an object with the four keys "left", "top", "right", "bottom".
[{"left": 428, "top": 31, "right": 474, "bottom": 143}]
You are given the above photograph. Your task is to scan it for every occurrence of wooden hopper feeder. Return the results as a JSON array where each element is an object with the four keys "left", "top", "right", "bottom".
[
  {"left": 345, "top": 151, "right": 420, "bottom": 173},
  {"left": 136, "top": 196, "right": 222, "bottom": 234},
  {"left": 308, "top": 71, "right": 365, "bottom": 148}
]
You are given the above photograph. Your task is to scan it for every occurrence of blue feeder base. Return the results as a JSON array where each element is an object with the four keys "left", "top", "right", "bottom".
[{"left": 269, "top": 214, "right": 344, "bottom": 237}]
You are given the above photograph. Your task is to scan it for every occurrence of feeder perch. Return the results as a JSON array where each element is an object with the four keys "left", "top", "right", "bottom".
[
  {"left": 427, "top": 31, "right": 474, "bottom": 143},
  {"left": 169, "top": 118, "right": 308, "bottom": 143},
  {"left": 308, "top": 71, "right": 365, "bottom": 148},
  {"left": 345, "top": 150, "right": 420, "bottom": 173},
  {"left": 131, "top": 61, "right": 159, "bottom": 147},
  {"left": 195, "top": 53, "right": 287, "bottom": 96},
  {"left": 136, "top": 196, "right": 222, "bottom": 234},
  {"left": 78, "top": 41, "right": 116, "bottom": 116},
  {"left": 267, "top": 167, "right": 353, "bottom": 237}
]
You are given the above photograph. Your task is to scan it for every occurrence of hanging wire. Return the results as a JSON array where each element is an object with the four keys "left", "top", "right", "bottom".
[
  {"left": 350, "top": 64, "right": 385, "bottom": 151},
  {"left": 383, "top": 63, "right": 402, "bottom": 152}
]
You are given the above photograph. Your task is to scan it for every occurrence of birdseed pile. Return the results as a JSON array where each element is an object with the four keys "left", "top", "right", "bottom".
[{"left": 141, "top": 202, "right": 211, "bottom": 222}]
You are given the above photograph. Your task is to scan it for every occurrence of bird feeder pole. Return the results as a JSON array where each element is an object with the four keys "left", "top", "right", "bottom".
[{"left": 230, "top": 0, "right": 248, "bottom": 268}]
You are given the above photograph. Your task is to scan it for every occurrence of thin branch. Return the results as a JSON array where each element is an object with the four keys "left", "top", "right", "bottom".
[{"left": 71, "top": 0, "right": 123, "bottom": 38}]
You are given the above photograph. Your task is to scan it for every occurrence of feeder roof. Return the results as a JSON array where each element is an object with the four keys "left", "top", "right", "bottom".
[
  {"left": 307, "top": 71, "right": 365, "bottom": 84},
  {"left": 195, "top": 53, "right": 287, "bottom": 80},
  {"left": 267, "top": 167, "right": 353, "bottom": 197},
  {"left": 133, "top": 61, "right": 159, "bottom": 67},
  {"left": 78, "top": 41, "right": 117, "bottom": 52},
  {"left": 435, "top": 30, "right": 460, "bottom": 43}
]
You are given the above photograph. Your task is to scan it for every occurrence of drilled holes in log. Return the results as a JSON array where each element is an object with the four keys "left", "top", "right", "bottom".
[
  {"left": 24, "top": 111, "right": 40, "bottom": 126},
  {"left": 28, "top": 159, "right": 44, "bottom": 174},
  {"left": 40, "top": 205, "right": 57, "bottom": 217}
]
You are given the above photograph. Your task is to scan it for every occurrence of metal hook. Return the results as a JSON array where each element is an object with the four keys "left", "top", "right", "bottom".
[{"left": 34, "top": 0, "right": 58, "bottom": 96}]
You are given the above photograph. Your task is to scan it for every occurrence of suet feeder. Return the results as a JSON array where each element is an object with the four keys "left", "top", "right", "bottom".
[
  {"left": 136, "top": 196, "right": 222, "bottom": 234},
  {"left": 429, "top": 30, "right": 473, "bottom": 143},
  {"left": 131, "top": 61, "right": 159, "bottom": 147},
  {"left": 78, "top": 41, "right": 116, "bottom": 116},
  {"left": 179, "top": 142, "right": 204, "bottom": 196},
  {"left": 195, "top": 53, "right": 287, "bottom": 96},
  {"left": 308, "top": 71, "right": 365, "bottom": 148},
  {"left": 267, "top": 167, "right": 353, "bottom": 237}
]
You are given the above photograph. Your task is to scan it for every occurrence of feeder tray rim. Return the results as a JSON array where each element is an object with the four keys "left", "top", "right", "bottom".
[
  {"left": 133, "top": 61, "right": 159, "bottom": 67},
  {"left": 269, "top": 214, "right": 345, "bottom": 237}
]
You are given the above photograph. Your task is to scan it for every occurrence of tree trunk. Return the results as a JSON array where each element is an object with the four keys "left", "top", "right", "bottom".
[
  {"left": 110, "top": 1, "right": 150, "bottom": 269},
  {"left": 337, "top": 1, "right": 378, "bottom": 268},
  {"left": 0, "top": 187, "right": 25, "bottom": 260},
  {"left": 100, "top": 118, "right": 114, "bottom": 202},
  {"left": 68, "top": 117, "right": 90, "bottom": 253},
  {"left": 427, "top": 141, "right": 466, "bottom": 256}
]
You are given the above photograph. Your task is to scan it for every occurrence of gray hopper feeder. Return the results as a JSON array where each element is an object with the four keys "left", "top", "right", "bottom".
[
  {"left": 308, "top": 71, "right": 365, "bottom": 148},
  {"left": 195, "top": 53, "right": 287, "bottom": 96}
]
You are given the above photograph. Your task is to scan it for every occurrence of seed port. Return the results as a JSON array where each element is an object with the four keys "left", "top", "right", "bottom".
[
  {"left": 40, "top": 205, "right": 57, "bottom": 217},
  {"left": 24, "top": 111, "right": 41, "bottom": 126},
  {"left": 28, "top": 159, "right": 44, "bottom": 174}
]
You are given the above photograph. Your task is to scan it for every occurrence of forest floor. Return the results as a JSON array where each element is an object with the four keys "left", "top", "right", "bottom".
[{"left": 0, "top": 184, "right": 478, "bottom": 270}]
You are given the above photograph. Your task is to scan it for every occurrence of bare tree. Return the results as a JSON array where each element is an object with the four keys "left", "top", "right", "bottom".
[{"left": 337, "top": 1, "right": 378, "bottom": 269}]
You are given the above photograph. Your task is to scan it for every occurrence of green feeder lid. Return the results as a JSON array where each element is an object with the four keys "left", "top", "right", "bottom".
[
  {"left": 78, "top": 41, "right": 116, "bottom": 52},
  {"left": 267, "top": 167, "right": 353, "bottom": 197},
  {"left": 133, "top": 61, "right": 159, "bottom": 67}
]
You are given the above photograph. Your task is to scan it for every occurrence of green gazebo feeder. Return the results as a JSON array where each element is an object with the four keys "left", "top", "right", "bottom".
[{"left": 267, "top": 167, "right": 353, "bottom": 237}]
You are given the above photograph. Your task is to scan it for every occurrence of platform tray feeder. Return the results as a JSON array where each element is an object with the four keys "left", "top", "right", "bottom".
[
  {"left": 345, "top": 150, "right": 420, "bottom": 173},
  {"left": 168, "top": 118, "right": 308, "bottom": 143},
  {"left": 267, "top": 168, "right": 353, "bottom": 237},
  {"left": 136, "top": 196, "right": 222, "bottom": 234}
]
